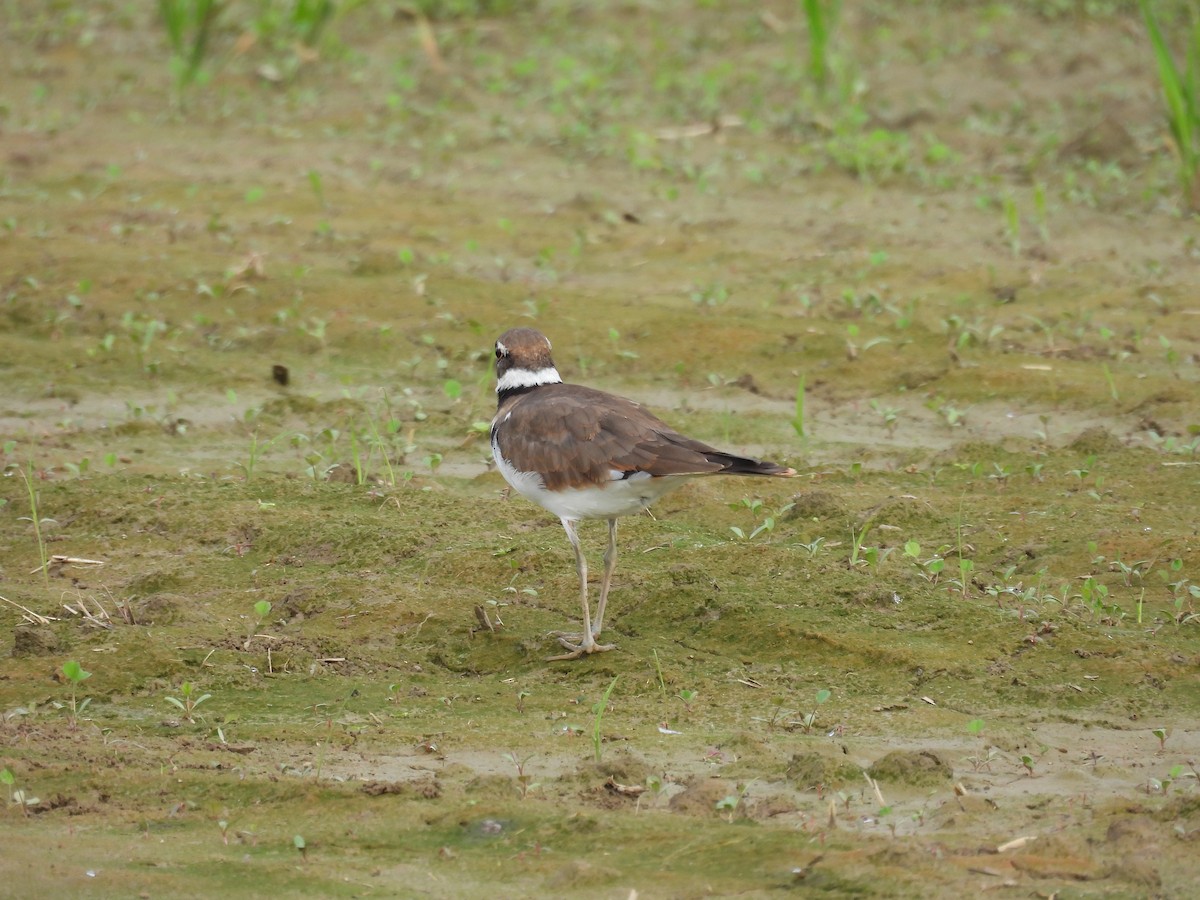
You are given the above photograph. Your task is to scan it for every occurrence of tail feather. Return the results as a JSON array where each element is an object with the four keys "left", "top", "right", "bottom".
[{"left": 704, "top": 451, "right": 796, "bottom": 478}]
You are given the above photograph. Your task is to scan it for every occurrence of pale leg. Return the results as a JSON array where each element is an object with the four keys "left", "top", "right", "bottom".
[
  {"left": 590, "top": 518, "right": 618, "bottom": 637},
  {"left": 548, "top": 517, "right": 616, "bottom": 660}
]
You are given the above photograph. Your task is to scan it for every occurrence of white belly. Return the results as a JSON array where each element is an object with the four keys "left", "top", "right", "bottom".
[{"left": 492, "top": 438, "right": 688, "bottom": 520}]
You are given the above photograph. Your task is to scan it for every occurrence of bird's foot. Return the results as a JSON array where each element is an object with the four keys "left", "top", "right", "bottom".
[{"left": 546, "top": 631, "right": 616, "bottom": 661}]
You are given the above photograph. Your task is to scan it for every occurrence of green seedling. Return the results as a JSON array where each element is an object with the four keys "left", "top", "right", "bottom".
[
  {"left": 874, "top": 804, "right": 898, "bottom": 837},
  {"left": 869, "top": 399, "right": 900, "bottom": 436},
  {"left": 798, "top": 536, "right": 826, "bottom": 558},
  {"left": 800, "top": 689, "right": 832, "bottom": 733},
  {"left": 803, "top": 0, "right": 841, "bottom": 95},
  {"left": 165, "top": 682, "right": 212, "bottom": 723},
  {"left": 792, "top": 374, "right": 806, "bottom": 437},
  {"left": 922, "top": 554, "right": 946, "bottom": 583},
  {"left": 294, "top": 833, "right": 307, "bottom": 860},
  {"left": 1020, "top": 753, "right": 1035, "bottom": 777},
  {"left": 1152, "top": 727, "right": 1168, "bottom": 751},
  {"left": 690, "top": 281, "right": 729, "bottom": 309},
  {"left": 642, "top": 773, "right": 668, "bottom": 810},
  {"left": 307, "top": 169, "right": 325, "bottom": 208},
  {"left": 516, "top": 690, "right": 530, "bottom": 714},
  {"left": 962, "top": 718, "right": 1000, "bottom": 772},
  {"left": 1033, "top": 181, "right": 1049, "bottom": 242},
  {"left": 715, "top": 781, "right": 753, "bottom": 823},
  {"left": 715, "top": 792, "right": 740, "bottom": 822},
  {"left": 17, "top": 461, "right": 50, "bottom": 588},
  {"left": 1139, "top": 0, "right": 1200, "bottom": 209},
  {"left": 730, "top": 512, "right": 776, "bottom": 542},
  {"left": 760, "top": 696, "right": 794, "bottom": 730},
  {"left": 1, "top": 767, "right": 39, "bottom": 815},
  {"left": 1149, "top": 763, "right": 1190, "bottom": 795},
  {"left": 245, "top": 600, "right": 272, "bottom": 650},
  {"left": 987, "top": 462, "right": 1011, "bottom": 489},
  {"left": 61, "top": 660, "right": 92, "bottom": 728},
  {"left": 952, "top": 504, "right": 973, "bottom": 598},
  {"left": 592, "top": 676, "right": 619, "bottom": 764},
  {"left": 239, "top": 431, "right": 289, "bottom": 482},
  {"left": 1081, "top": 576, "right": 1110, "bottom": 618},
  {"left": 676, "top": 688, "right": 697, "bottom": 712},
  {"left": 652, "top": 649, "right": 666, "bottom": 696},
  {"left": 1002, "top": 194, "right": 1021, "bottom": 257},
  {"left": 158, "top": 0, "right": 220, "bottom": 95},
  {"left": 503, "top": 752, "right": 540, "bottom": 799},
  {"left": 1101, "top": 363, "right": 1119, "bottom": 402},
  {"left": 848, "top": 523, "right": 890, "bottom": 570}
]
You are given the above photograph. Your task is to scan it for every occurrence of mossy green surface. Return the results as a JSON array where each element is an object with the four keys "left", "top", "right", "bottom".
[{"left": 2, "top": 2, "right": 1199, "bottom": 897}]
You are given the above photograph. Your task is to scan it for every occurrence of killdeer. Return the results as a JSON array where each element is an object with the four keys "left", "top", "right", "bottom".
[{"left": 491, "top": 327, "right": 796, "bottom": 660}]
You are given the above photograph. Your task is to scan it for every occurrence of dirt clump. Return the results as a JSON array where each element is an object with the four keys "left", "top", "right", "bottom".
[
  {"left": 867, "top": 749, "right": 952, "bottom": 786},
  {"left": 11, "top": 625, "right": 62, "bottom": 657}
]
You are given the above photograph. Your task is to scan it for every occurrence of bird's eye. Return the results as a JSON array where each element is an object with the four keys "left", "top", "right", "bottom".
[{"left": 495, "top": 347, "right": 504, "bottom": 359}]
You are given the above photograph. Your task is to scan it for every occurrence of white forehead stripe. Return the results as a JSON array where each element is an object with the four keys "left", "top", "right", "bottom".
[
  {"left": 496, "top": 340, "right": 508, "bottom": 355},
  {"left": 496, "top": 366, "right": 562, "bottom": 392}
]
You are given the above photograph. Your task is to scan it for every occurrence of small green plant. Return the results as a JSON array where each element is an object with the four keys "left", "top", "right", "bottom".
[
  {"left": 848, "top": 521, "right": 870, "bottom": 568},
  {"left": 729, "top": 497, "right": 777, "bottom": 541},
  {"left": 798, "top": 536, "right": 826, "bottom": 558},
  {"left": 715, "top": 782, "right": 750, "bottom": 823},
  {"left": 1101, "top": 363, "right": 1119, "bottom": 402},
  {"left": 676, "top": 688, "right": 698, "bottom": 712},
  {"left": 1081, "top": 576, "right": 1110, "bottom": 618},
  {"left": 1002, "top": 194, "right": 1021, "bottom": 257},
  {"left": 1148, "top": 763, "right": 1190, "bottom": 795},
  {"left": 1, "top": 767, "right": 39, "bottom": 815},
  {"left": 293, "top": 833, "right": 307, "bottom": 861},
  {"left": 245, "top": 600, "right": 272, "bottom": 649},
  {"left": 159, "top": 0, "right": 221, "bottom": 95},
  {"left": 962, "top": 717, "right": 1001, "bottom": 772},
  {"left": 791, "top": 374, "right": 806, "bottom": 437},
  {"left": 690, "top": 281, "right": 729, "bottom": 309},
  {"left": 951, "top": 505, "right": 973, "bottom": 598},
  {"left": 166, "top": 682, "right": 212, "bottom": 723},
  {"left": 652, "top": 649, "right": 666, "bottom": 696},
  {"left": 869, "top": 399, "right": 900, "bottom": 436},
  {"left": 904, "top": 539, "right": 946, "bottom": 583},
  {"left": 800, "top": 688, "right": 832, "bottom": 733},
  {"left": 803, "top": 0, "right": 841, "bottom": 96},
  {"left": 17, "top": 461, "right": 49, "bottom": 588},
  {"left": 503, "top": 752, "right": 540, "bottom": 799},
  {"left": 61, "top": 660, "right": 92, "bottom": 727},
  {"left": 239, "top": 431, "right": 288, "bottom": 481},
  {"left": 642, "top": 773, "right": 668, "bottom": 809},
  {"left": 1139, "top": 0, "right": 1200, "bottom": 210},
  {"left": 1152, "top": 726, "right": 1168, "bottom": 751},
  {"left": 591, "top": 676, "right": 619, "bottom": 764},
  {"left": 759, "top": 696, "right": 794, "bottom": 730}
]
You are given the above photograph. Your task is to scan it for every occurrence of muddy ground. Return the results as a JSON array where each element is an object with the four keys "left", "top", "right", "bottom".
[{"left": 2, "top": 1, "right": 1199, "bottom": 897}]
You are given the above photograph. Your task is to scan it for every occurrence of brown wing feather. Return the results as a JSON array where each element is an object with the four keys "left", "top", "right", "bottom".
[{"left": 496, "top": 385, "right": 790, "bottom": 491}]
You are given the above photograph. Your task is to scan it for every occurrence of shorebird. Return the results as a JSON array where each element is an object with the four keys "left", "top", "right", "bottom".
[{"left": 490, "top": 327, "right": 796, "bottom": 660}]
